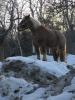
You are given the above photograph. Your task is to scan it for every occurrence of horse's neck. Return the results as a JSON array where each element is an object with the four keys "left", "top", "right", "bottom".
[{"left": 30, "top": 17, "right": 41, "bottom": 30}]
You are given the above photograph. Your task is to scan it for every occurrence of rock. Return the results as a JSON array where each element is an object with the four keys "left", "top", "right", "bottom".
[{"left": 2, "top": 60, "right": 58, "bottom": 85}]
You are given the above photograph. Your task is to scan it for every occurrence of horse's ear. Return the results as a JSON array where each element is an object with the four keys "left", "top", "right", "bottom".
[
  {"left": 27, "top": 14, "right": 30, "bottom": 18},
  {"left": 25, "top": 14, "right": 30, "bottom": 19},
  {"left": 26, "top": 14, "right": 30, "bottom": 19}
]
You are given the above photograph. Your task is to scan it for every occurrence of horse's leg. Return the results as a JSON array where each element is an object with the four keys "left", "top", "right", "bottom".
[
  {"left": 59, "top": 43, "right": 66, "bottom": 62},
  {"left": 59, "top": 49, "right": 66, "bottom": 62},
  {"left": 52, "top": 48, "right": 59, "bottom": 61},
  {"left": 41, "top": 47, "right": 47, "bottom": 61},
  {"left": 34, "top": 45, "right": 40, "bottom": 60}
]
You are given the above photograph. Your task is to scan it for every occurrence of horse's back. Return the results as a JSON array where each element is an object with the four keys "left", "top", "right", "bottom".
[
  {"left": 36, "top": 26, "right": 58, "bottom": 43},
  {"left": 33, "top": 25, "right": 66, "bottom": 48}
]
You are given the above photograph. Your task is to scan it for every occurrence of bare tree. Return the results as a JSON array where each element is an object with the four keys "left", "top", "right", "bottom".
[{"left": 0, "top": 0, "right": 17, "bottom": 58}]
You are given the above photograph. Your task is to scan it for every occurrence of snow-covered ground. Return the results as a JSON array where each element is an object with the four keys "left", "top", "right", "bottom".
[
  {"left": 6, "top": 55, "right": 70, "bottom": 78},
  {"left": 0, "top": 54, "right": 75, "bottom": 100}
]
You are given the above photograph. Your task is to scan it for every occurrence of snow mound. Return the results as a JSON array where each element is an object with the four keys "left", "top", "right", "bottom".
[
  {"left": 0, "top": 76, "right": 73, "bottom": 100},
  {"left": 6, "top": 56, "right": 35, "bottom": 64},
  {"left": 0, "top": 54, "right": 75, "bottom": 100},
  {"left": 34, "top": 60, "right": 68, "bottom": 77},
  {"left": 6, "top": 56, "right": 69, "bottom": 78}
]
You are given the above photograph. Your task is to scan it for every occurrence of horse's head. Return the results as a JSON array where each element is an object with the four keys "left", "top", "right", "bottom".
[
  {"left": 18, "top": 15, "right": 41, "bottom": 31},
  {"left": 18, "top": 15, "right": 31, "bottom": 31}
]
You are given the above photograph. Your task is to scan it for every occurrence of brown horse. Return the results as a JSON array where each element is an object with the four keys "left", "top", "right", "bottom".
[{"left": 18, "top": 15, "right": 66, "bottom": 62}]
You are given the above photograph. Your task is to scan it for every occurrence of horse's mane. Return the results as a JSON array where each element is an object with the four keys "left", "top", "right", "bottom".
[{"left": 30, "top": 17, "right": 41, "bottom": 29}]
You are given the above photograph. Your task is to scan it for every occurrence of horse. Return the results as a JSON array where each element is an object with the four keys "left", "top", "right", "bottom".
[{"left": 18, "top": 15, "right": 66, "bottom": 62}]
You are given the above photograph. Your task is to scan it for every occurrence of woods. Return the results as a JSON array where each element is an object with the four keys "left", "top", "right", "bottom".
[{"left": 0, "top": 0, "right": 75, "bottom": 58}]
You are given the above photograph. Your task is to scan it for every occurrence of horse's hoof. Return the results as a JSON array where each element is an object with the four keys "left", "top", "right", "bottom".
[
  {"left": 42, "top": 59, "right": 47, "bottom": 61},
  {"left": 37, "top": 57, "right": 40, "bottom": 60}
]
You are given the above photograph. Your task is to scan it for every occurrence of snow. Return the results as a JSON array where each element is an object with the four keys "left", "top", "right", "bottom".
[
  {"left": 0, "top": 76, "right": 39, "bottom": 100},
  {"left": 0, "top": 62, "right": 3, "bottom": 69},
  {"left": 34, "top": 60, "right": 68, "bottom": 77},
  {"left": 0, "top": 54, "right": 75, "bottom": 100},
  {"left": 22, "top": 88, "right": 45, "bottom": 100},
  {"left": 6, "top": 56, "right": 35, "bottom": 64},
  {"left": 67, "top": 54, "right": 75, "bottom": 65},
  {"left": 0, "top": 76, "right": 29, "bottom": 89},
  {"left": 0, "top": 76, "right": 73, "bottom": 100},
  {"left": 71, "top": 77, "right": 75, "bottom": 84},
  {"left": 28, "top": 54, "right": 75, "bottom": 65},
  {"left": 47, "top": 92, "right": 73, "bottom": 100},
  {"left": 6, "top": 55, "right": 70, "bottom": 78},
  {"left": 0, "top": 76, "right": 38, "bottom": 95},
  {"left": 63, "top": 77, "right": 75, "bottom": 92},
  {"left": 0, "top": 97, "right": 6, "bottom": 100}
]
